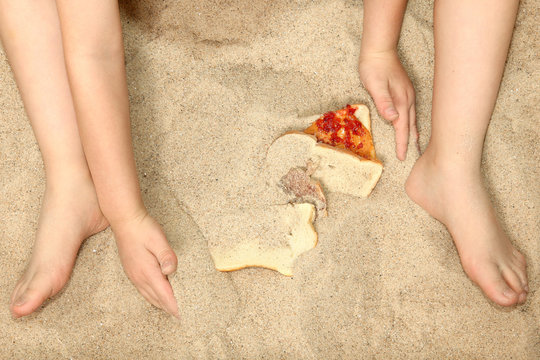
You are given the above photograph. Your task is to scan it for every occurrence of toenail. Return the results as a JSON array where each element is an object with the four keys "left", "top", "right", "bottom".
[
  {"left": 518, "top": 293, "right": 527, "bottom": 304},
  {"left": 161, "top": 261, "right": 173, "bottom": 271},
  {"left": 14, "top": 295, "right": 27, "bottom": 307},
  {"left": 524, "top": 285, "right": 529, "bottom": 293},
  {"left": 502, "top": 289, "right": 515, "bottom": 299}
]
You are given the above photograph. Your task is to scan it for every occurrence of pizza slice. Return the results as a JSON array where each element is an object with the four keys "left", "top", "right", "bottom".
[{"left": 304, "top": 104, "right": 378, "bottom": 162}]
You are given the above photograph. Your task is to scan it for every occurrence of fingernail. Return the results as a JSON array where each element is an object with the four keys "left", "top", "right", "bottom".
[
  {"left": 387, "top": 107, "right": 398, "bottom": 119},
  {"left": 14, "top": 294, "right": 27, "bottom": 307},
  {"left": 503, "top": 289, "right": 515, "bottom": 299},
  {"left": 166, "top": 307, "right": 180, "bottom": 319}
]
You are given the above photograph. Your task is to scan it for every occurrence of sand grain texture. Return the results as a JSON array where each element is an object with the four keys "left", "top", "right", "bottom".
[{"left": 1, "top": 0, "right": 539, "bottom": 359}]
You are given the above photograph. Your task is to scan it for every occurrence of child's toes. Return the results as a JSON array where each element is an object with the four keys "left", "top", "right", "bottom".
[
  {"left": 10, "top": 280, "right": 25, "bottom": 306},
  {"left": 11, "top": 273, "right": 53, "bottom": 318},
  {"left": 472, "top": 263, "right": 519, "bottom": 306},
  {"left": 501, "top": 267, "right": 527, "bottom": 304},
  {"left": 502, "top": 266, "right": 526, "bottom": 294},
  {"left": 511, "top": 257, "right": 528, "bottom": 292}
]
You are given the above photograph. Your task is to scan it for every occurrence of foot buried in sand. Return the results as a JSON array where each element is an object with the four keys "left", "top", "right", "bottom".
[
  {"left": 10, "top": 178, "right": 109, "bottom": 318},
  {"left": 405, "top": 150, "right": 528, "bottom": 306}
]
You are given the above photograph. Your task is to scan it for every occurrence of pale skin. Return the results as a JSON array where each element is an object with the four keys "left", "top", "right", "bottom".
[
  {"left": 360, "top": 0, "right": 528, "bottom": 306},
  {"left": 1, "top": 0, "right": 528, "bottom": 318},
  {"left": 1, "top": 0, "right": 179, "bottom": 317}
]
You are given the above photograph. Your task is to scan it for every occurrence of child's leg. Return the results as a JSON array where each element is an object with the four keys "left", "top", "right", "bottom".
[
  {"left": 406, "top": 0, "right": 527, "bottom": 306},
  {"left": 0, "top": 0, "right": 109, "bottom": 317},
  {"left": 54, "top": 0, "right": 179, "bottom": 317}
]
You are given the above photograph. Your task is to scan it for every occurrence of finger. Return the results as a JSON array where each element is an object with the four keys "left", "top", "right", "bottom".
[
  {"left": 409, "top": 103, "right": 420, "bottom": 155},
  {"left": 137, "top": 283, "right": 163, "bottom": 311},
  {"left": 145, "top": 230, "right": 178, "bottom": 276},
  {"left": 365, "top": 80, "right": 399, "bottom": 122},
  {"left": 127, "top": 253, "right": 165, "bottom": 310},
  {"left": 392, "top": 94, "right": 410, "bottom": 161},
  {"left": 146, "top": 264, "right": 179, "bottom": 318}
]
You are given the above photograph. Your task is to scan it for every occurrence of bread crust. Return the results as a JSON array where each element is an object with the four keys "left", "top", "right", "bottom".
[
  {"left": 266, "top": 105, "right": 383, "bottom": 199},
  {"left": 269, "top": 130, "right": 382, "bottom": 166},
  {"left": 211, "top": 104, "right": 382, "bottom": 276},
  {"left": 210, "top": 203, "right": 318, "bottom": 276}
]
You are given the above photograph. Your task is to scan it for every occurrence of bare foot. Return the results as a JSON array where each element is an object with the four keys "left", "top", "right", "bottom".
[
  {"left": 10, "top": 176, "right": 109, "bottom": 318},
  {"left": 405, "top": 150, "right": 528, "bottom": 306}
]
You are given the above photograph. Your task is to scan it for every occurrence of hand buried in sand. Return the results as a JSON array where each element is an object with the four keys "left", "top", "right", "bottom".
[
  {"left": 359, "top": 50, "right": 418, "bottom": 160},
  {"left": 113, "top": 212, "right": 179, "bottom": 318}
]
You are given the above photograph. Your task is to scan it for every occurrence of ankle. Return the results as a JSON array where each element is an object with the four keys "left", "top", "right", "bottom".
[
  {"left": 419, "top": 145, "right": 481, "bottom": 181},
  {"left": 44, "top": 167, "right": 94, "bottom": 194}
]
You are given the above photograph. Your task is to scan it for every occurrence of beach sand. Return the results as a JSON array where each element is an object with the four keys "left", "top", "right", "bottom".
[{"left": 1, "top": 0, "right": 538, "bottom": 358}]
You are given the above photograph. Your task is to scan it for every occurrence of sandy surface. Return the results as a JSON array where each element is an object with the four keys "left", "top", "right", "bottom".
[{"left": 1, "top": 0, "right": 539, "bottom": 358}]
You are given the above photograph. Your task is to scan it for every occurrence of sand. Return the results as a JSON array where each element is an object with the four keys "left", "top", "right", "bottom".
[{"left": 1, "top": 0, "right": 538, "bottom": 358}]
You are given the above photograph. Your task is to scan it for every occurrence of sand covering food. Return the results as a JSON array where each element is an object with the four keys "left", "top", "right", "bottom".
[{"left": 0, "top": 0, "right": 538, "bottom": 358}]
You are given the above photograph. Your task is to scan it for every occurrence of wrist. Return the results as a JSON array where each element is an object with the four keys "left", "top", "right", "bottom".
[
  {"left": 359, "top": 47, "right": 398, "bottom": 61},
  {"left": 102, "top": 199, "right": 148, "bottom": 232},
  {"left": 361, "top": 0, "right": 407, "bottom": 59}
]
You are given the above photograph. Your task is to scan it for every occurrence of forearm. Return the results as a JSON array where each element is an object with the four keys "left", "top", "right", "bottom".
[
  {"left": 361, "top": 0, "right": 409, "bottom": 55},
  {"left": 68, "top": 57, "right": 144, "bottom": 223},
  {"left": 57, "top": 1, "right": 144, "bottom": 224}
]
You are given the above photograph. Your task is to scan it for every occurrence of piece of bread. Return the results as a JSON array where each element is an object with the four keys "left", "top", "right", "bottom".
[
  {"left": 208, "top": 203, "right": 317, "bottom": 276},
  {"left": 267, "top": 105, "right": 382, "bottom": 198},
  {"left": 208, "top": 105, "right": 380, "bottom": 277}
]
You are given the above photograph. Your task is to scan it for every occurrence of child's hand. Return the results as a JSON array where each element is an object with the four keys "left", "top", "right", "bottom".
[
  {"left": 113, "top": 212, "right": 179, "bottom": 318},
  {"left": 359, "top": 50, "right": 418, "bottom": 160}
]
